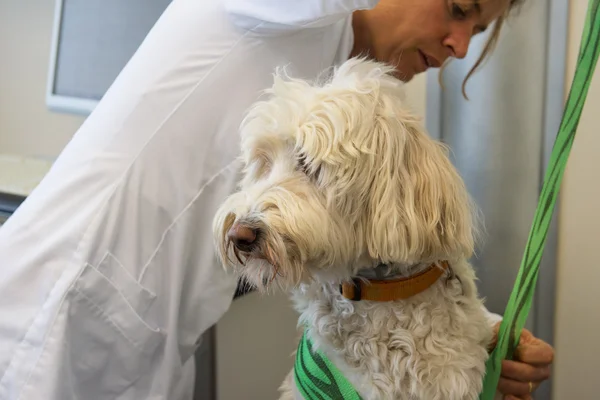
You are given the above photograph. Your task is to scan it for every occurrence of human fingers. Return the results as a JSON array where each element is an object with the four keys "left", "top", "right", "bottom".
[
  {"left": 501, "top": 359, "right": 551, "bottom": 382},
  {"left": 503, "top": 395, "right": 533, "bottom": 400},
  {"left": 497, "top": 376, "right": 538, "bottom": 397},
  {"left": 514, "top": 337, "right": 554, "bottom": 366}
]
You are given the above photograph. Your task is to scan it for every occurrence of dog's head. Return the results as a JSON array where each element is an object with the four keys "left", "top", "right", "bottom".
[{"left": 213, "top": 57, "right": 478, "bottom": 292}]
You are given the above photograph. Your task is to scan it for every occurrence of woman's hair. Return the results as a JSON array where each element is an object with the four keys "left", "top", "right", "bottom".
[{"left": 444, "top": 0, "right": 526, "bottom": 99}]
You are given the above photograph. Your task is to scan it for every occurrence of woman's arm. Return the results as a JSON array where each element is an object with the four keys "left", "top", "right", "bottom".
[{"left": 483, "top": 304, "right": 503, "bottom": 325}]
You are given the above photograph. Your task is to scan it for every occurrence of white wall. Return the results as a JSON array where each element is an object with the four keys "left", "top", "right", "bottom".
[
  {"left": 553, "top": 1, "right": 600, "bottom": 398},
  {"left": 0, "top": 1, "right": 84, "bottom": 158},
  {"left": 403, "top": 73, "right": 428, "bottom": 117},
  {"left": 215, "top": 292, "right": 300, "bottom": 399}
]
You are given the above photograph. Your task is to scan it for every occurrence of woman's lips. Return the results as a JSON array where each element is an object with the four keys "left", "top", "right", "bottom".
[{"left": 418, "top": 50, "right": 441, "bottom": 69}]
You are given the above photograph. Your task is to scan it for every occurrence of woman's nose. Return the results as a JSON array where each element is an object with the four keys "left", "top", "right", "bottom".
[{"left": 443, "top": 26, "right": 474, "bottom": 59}]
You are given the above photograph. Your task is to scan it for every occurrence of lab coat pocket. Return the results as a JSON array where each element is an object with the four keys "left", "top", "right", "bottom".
[{"left": 65, "top": 258, "right": 165, "bottom": 397}]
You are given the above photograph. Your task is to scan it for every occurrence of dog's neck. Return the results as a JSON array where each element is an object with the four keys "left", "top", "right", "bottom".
[
  {"left": 340, "top": 261, "right": 450, "bottom": 302},
  {"left": 289, "top": 259, "right": 490, "bottom": 399},
  {"left": 354, "top": 261, "right": 434, "bottom": 281}
]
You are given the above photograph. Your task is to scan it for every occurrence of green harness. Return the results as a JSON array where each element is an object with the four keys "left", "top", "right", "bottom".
[
  {"left": 294, "top": 330, "right": 363, "bottom": 400},
  {"left": 294, "top": 1, "right": 600, "bottom": 398}
]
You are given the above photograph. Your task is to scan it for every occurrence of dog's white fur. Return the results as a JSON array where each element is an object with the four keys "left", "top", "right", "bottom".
[{"left": 213, "top": 58, "right": 495, "bottom": 400}]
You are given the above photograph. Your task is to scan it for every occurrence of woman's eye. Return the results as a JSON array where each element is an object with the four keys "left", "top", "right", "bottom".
[{"left": 451, "top": 3, "right": 468, "bottom": 20}]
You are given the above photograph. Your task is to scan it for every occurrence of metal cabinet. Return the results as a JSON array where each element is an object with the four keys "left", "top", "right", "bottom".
[{"left": 0, "top": 192, "right": 24, "bottom": 226}]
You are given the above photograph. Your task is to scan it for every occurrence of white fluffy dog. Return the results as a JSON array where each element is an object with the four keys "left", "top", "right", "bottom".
[{"left": 213, "top": 58, "right": 496, "bottom": 400}]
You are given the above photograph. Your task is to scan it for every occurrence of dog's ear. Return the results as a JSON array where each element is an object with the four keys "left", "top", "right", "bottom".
[
  {"left": 365, "top": 114, "right": 477, "bottom": 264},
  {"left": 237, "top": 71, "right": 315, "bottom": 182}
]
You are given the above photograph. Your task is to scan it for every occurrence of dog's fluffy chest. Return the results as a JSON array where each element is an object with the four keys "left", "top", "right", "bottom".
[{"left": 288, "top": 278, "right": 493, "bottom": 400}]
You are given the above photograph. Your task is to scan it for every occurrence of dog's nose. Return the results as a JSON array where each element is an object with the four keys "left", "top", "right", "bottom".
[{"left": 227, "top": 223, "right": 258, "bottom": 252}]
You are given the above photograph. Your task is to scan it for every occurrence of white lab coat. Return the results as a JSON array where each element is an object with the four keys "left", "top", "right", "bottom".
[{"left": 0, "top": 0, "right": 500, "bottom": 398}]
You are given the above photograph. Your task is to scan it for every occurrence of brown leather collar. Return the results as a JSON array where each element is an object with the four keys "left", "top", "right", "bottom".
[{"left": 340, "top": 261, "right": 450, "bottom": 302}]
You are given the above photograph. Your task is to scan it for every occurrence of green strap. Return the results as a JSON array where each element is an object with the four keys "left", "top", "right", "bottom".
[
  {"left": 294, "top": 330, "right": 363, "bottom": 400},
  {"left": 480, "top": 1, "right": 600, "bottom": 398}
]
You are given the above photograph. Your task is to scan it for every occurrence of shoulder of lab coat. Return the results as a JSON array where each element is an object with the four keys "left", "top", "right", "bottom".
[
  {"left": 222, "top": 0, "right": 379, "bottom": 35},
  {"left": 482, "top": 304, "right": 503, "bottom": 325}
]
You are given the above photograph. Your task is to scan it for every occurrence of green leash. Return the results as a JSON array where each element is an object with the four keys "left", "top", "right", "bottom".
[
  {"left": 294, "top": 330, "right": 363, "bottom": 400},
  {"left": 480, "top": 1, "right": 600, "bottom": 398}
]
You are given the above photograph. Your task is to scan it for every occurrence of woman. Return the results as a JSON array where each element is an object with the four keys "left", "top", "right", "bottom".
[{"left": 0, "top": 0, "right": 552, "bottom": 399}]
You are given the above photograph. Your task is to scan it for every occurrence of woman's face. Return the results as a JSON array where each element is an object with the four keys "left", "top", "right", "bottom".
[{"left": 352, "top": 0, "right": 512, "bottom": 81}]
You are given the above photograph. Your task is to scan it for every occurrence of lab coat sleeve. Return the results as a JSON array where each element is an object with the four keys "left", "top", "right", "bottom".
[
  {"left": 483, "top": 305, "right": 503, "bottom": 325},
  {"left": 223, "top": 0, "right": 380, "bottom": 35}
]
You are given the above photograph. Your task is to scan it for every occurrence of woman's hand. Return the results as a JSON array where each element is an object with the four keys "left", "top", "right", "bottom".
[{"left": 490, "top": 322, "right": 554, "bottom": 399}]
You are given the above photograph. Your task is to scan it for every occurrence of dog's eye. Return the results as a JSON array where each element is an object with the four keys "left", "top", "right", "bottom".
[
  {"left": 297, "top": 153, "right": 321, "bottom": 180},
  {"left": 297, "top": 154, "right": 310, "bottom": 174}
]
